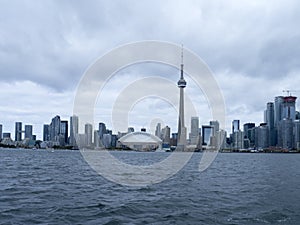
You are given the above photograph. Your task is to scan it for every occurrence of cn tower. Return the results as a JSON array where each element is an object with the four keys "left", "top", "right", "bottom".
[{"left": 177, "top": 47, "right": 187, "bottom": 150}]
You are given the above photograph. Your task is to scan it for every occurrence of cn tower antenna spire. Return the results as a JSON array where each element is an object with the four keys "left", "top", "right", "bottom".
[{"left": 181, "top": 44, "right": 184, "bottom": 79}]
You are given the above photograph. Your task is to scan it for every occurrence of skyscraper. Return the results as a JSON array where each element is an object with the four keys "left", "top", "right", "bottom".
[
  {"left": 15, "top": 122, "right": 22, "bottom": 141},
  {"left": 243, "top": 123, "right": 255, "bottom": 147},
  {"left": 50, "top": 115, "right": 61, "bottom": 142},
  {"left": 177, "top": 47, "right": 187, "bottom": 149},
  {"left": 274, "top": 96, "right": 284, "bottom": 127},
  {"left": 266, "top": 102, "right": 275, "bottom": 146},
  {"left": 202, "top": 125, "right": 214, "bottom": 146},
  {"left": 43, "top": 124, "right": 50, "bottom": 141},
  {"left": 60, "top": 120, "right": 68, "bottom": 145},
  {"left": 98, "top": 122, "right": 107, "bottom": 139},
  {"left": 190, "top": 117, "right": 199, "bottom": 145},
  {"left": 161, "top": 125, "right": 171, "bottom": 145},
  {"left": 24, "top": 125, "right": 33, "bottom": 140},
  {"left": 70, "top": 115, "right": 79, "bottom": 146},
  {"left": 85, "top": 123, "right": 93, "bottom": 147},
  {"left": 155, "top": 123, "right": 161, "bottom": 138},
  {"left": 294, "top": 120, "right": 300, "bottom": 150},
  {"left": 282, "top": 96, "right": 297, "bottom": 120},
  {"left": 232, "top": 120, "right": 240, "bottom": 133},
  {"left": 281, "top": 118, "right": 293, "bottom": 149}
]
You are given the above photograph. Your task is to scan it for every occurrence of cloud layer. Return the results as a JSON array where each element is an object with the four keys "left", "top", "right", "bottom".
[{"left": 1, "top": 0, "right": 300, "bottom": 138}]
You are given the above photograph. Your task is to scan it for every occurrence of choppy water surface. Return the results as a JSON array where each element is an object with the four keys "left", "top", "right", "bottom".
[{"left": 0, "top": 148, "right": 299, "bottom": 224}]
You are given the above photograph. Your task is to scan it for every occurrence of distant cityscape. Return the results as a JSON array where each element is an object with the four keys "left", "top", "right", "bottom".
[{"left": 0, "top": 93, "right": 300, "bottom": 152}]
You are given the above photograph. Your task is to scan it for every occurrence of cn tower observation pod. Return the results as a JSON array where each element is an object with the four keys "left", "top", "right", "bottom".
[{"left": 118, "top": 132, "right": 162, "bottom": 151}]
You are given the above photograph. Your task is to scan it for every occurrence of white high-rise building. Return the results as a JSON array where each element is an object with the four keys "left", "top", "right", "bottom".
[
  {"left": 155, "top": 123, "right": 161, "bottom": 138},
  {"left": 70, "top": 115, "right": 79, "bottom": 146},
  {"left": 189, "top": 117, "right": 199, "bottom": 145},
  {"left": 85, "top": 123, "right": 93, "bottom": 147}
]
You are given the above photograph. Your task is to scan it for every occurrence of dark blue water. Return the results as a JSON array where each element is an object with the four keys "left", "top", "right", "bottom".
[{"left": 0, "top": 148, "right": 299, "bottom": 225}]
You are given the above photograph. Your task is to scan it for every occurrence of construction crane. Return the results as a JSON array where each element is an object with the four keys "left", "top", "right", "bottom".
[{"left": 282, "top": 90, "right": 300, "bottom": 96}]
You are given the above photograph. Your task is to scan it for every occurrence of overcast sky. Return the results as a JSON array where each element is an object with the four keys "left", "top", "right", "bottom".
[{"left": 1, "top": 0, "right": 300, "bottom": 139}]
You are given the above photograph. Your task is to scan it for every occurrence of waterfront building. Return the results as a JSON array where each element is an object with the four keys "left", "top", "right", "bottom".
[
  {"left": 202, "top": 125, "right": 214, "bottom": 146},
  {"left": 256, "top": 123, "right": 269, "bottom": 149},
  {"left": 24, "top": 125, "right": 33, "bottom": 140},
  {"left": 103, "top": 133, "right": 112, "bottom": 148},
  {"left": 43, "top": 124, "right": 50, "bottom": 141},
  {"left": 210, "top": 120, "right": 219, "bottom": 136},
  {"left": 266, "top": 102, "right": 276, "bottom": 146},
  {"left": 85, "top": 123, "right": 93, "bottom": 147},
  {"left": 15, "top": 122, "right": 22, "bottom": 141},
  {"left": 118, "top": 131, "right": 162, "bottom": 151},
  {"left": 155, "top": 123, "right": 161, "bottom": 138},
  {"left": 3, "top": 133, "right": 11, "bottom": 138},
  {"left": 111, "top": 134, "right": 117, "bottom": 148},
  {"left": 171, "top": 133, "right": 178, "bottom": 146},
  {"left": 281, "top": 118, "right": 294, "bottom": 149},
  {"left": 243, "top": 123, "right": 255, "bottom": 147},
  {"left": 177, "top": 48, "right": 187, "bottom": 150},
  {"left": 232, "top": 120, "right": 240, "bottom": 134},
  {"left": 216, "top": 130, "right": 227, "bottom": 150},
  {"left": 98, "top": 122, "right": 107, "bottom": 139},
  {"left": 294, "top": 120, "right": 300, "bottom": 150},
  {"left": 161, "top": 125, "right": 171, "bottom": 145},
  {"left": 282, "top": 96, "right": 297, "bottom": 121},
  {"left": 60, "top": 121, "right": 68, "bottom": 145},
  {"left": 275, "top": 96, "right": 284, "bottom": 127},
  {"left": 233, "top": 130, "right": 244, "bottom": 150},
  {"left": 70, "top": 115, "right": 79, "bottom": 146},
  {"left": 189, "top": 117, "right": 199, "bottom": 145},
  {"left": 49, "top": 115, "right": 61, "bottom": 142}
]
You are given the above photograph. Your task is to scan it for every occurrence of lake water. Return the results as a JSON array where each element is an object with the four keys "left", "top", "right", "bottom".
[{"left": 0, "top": 148, "right": 299, "bottom": 224}]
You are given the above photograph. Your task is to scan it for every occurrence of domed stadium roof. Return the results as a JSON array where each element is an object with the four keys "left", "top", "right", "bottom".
[{"left": 119, "top": 132, "right": 162, "bottom": 151}]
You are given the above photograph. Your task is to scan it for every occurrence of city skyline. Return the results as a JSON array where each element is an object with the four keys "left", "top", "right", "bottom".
[
  {"left": 1, "top": 92, "right": 300, "bottom": 150},
  {"left": 1, "top": 1, "right": 300, "bottom": 139}
]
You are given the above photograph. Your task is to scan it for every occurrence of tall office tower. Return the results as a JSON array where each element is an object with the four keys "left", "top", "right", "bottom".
[
  {"left": 243, "top": 123, "right": 255, "bottom": 147},
  {"left": 60, "top": 121, "right": 68, "bottom": 144},
  {"left": 94, "top": 130, "right": 100, "bottom": 147},
  {"left": 294, "top": 120, "right": 300, "bottom": 150},
  {"left": 0, "top": 124, "right": 2, "bottom": 140},
  {"left": 266, "top": 102, "right": 275, "bottom": 146},
  {"left": 232, "top": 120, "right": 240, "bottom": 134},
  {"left": 243, "top": 123, "right": 255, "bottom": 139},
  {"left": 70, "top": 115, "right": 79, "bottom": 146},
  {"left": 210, "top": 120, "right": 220, "bottom": 136},
  {"left": 24, "top": 125, "right": 33, "bottom": 140},
  {"left": 282, "top": 96, "right": 297, "bottom": 120},
  {"left": 233, "top": 130, "right": 244, "bottom": 150},
  {"left": 155, "top": 123, "right": 161, "bottom": 138},
  {"left": 177, "top": 48, "right": 187, "bottom": 149},
  {"left": 98, "top": 122, "right": 107, "bottom": 139},
  {"left": 85, "top": 123, "right": 93, "bottom": 147},
  {"left": 281, "top": 118, "right": 294, "bottom": 149},
  {"left": 161, "top": 125, "right": 171, "bottom": 144},
  {"left": 202, "top": 125, "right": 214, "bottom": 146},
  {"left": 274, "top": 96, "right": 284, "bottom": 127},
  {"left": 256, "top": 123, "right": 269, "bottom": 149},
  {"left": 15, "top": 122, "right": 22, "bottom": 141},
  {"left": 50, "top": 115, "right": 61, "bottom": 142},
  {"left": 216, "top": 130, "right": 227, "bottom": 150},
  {"left": 43, "top": 124, "right": 50, "bottom": 141},
  {"left": 189, "top": 117, "right": 199, "bottom": 145}
]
